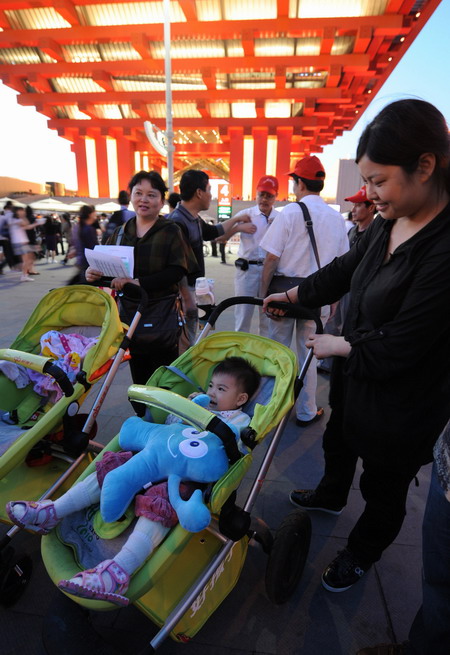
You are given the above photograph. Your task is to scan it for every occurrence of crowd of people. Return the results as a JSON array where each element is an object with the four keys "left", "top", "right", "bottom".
[{"left": 2, "top": 97, "right": 450, "bottom": 653}]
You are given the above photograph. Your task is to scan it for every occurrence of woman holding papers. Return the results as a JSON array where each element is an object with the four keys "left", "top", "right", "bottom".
[
  {"left": 86, "top": 171, "right": 196, "bottom": 416},
  {"left": 67, "top": 205, "right": 99, "bottom": 285}
]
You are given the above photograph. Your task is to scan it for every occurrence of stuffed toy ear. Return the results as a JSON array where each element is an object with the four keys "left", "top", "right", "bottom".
[
  {"left": 191, "top": 394, "right": 241, "bottom": 442},
  {"left": 191, "top": 394, "right": 210, "bottom": 408}
]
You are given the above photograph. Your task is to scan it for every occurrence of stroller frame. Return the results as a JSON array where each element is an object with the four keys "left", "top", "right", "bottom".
[{"left": 146, "top": 298, "right": 321, "bottom": 650}]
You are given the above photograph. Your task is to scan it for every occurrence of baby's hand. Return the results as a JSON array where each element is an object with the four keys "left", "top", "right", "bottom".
[{"left": 188, "top": 392, "right": 201, "bottom": 400}]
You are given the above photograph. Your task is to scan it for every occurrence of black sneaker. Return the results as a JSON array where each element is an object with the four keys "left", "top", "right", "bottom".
[
  {"left": 321, "top": 548, "right": 370, "bottom": 592},
  {"left": 289, "top": 489, "right": 343, "bottom": 515},
  {"left": 357, "top": 644, "right": 408, "bottom": 655},
  {"left": 296, "top": 407, "right": 324, "bottom": 427}
]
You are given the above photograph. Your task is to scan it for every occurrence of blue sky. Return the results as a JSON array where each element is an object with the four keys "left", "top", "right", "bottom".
[{"left": 0, "top": 0, "right": 449, "bottom": 194}]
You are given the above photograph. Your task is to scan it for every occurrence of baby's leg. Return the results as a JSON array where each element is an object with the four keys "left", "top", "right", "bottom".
[
  {"left": 6, "top": 473, "right": 100, "bottom": 534},
  {"left": 114, "top": 516, "right": 170, "bottom": 574},
  {"left": 58, "top": 517, "right": 170, "bottom": 606}
]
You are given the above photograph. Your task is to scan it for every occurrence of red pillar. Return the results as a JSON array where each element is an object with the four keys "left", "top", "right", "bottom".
[
  {"left": 116, "top": 136, "right": 135, "bottom": 191},
  {"left": 276, "top": 127, "right": 293, "bottom": 200},
  {"left": 252, "top": 127, "right": 268, "bottom": 195},
  {"left": 228, "top": 127, "right": 244, "bottom": 199},
  {"left": 94, "top": 134, "right": 110, "bottom": 198},
  {"left": 71, "top": 136, "right": 89, "bottom": 197}
]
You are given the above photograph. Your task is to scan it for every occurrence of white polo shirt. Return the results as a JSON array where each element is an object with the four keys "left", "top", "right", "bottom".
[
  {"left": 259, "top": 195, "right": 348, "bottom": 276},
  {"left": 234, "top": 205, "right": 279, "bottom": 261}
]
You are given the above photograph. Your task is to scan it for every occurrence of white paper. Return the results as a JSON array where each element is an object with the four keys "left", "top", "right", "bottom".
[
  {"left": 94, "top": 245, "right": 134, "bottom": 276},
  {"left": 85, "top": 247, "right": 133, "bottom": 278}
]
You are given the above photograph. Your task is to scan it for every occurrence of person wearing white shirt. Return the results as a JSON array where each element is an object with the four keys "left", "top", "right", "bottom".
[
  {"left": 260, "top": 156, "right": 349, "bottom": 426},
  {"left": 234, "top": 175, "right": 279, "bottom": 337}
]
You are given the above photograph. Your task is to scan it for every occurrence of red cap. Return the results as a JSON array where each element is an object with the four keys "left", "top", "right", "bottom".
[
  {"left": 256, "top": 175, "right": 279, "bottom": 195},
  {"left": 288, "top": 155, "right": 326, "bottom": 181},
  {"left": 345, "top": 186, "right": 368, "bottom": 203}
]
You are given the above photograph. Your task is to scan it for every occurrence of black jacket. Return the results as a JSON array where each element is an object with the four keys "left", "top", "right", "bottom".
[{"left": 298, "top": 205, "right": 450, "bottom": 472}]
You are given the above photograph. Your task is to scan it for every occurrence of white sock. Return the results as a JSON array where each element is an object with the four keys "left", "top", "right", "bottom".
[
  {"left": 114, "top": 517, "right": 170, "bottom": 575},
  {"left": 54, "top": 473, "right": 101, "bottom": 518}
]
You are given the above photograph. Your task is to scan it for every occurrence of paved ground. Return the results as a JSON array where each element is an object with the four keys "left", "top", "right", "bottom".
[{"left": 0, "top": 251, "right": 427, "bottom": 655}]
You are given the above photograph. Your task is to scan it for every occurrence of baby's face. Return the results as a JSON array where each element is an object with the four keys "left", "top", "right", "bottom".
[{"left": 207, "top": 373, "right": 247, "bottom": 412}]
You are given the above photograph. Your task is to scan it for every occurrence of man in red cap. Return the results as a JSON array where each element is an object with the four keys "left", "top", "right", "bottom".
[
  {"left": 345, "top": 185, "right": 375, "bottom": 247},
  {"left": 260, "top": 155, "right": 348, "bottom": 426},
  {"left": 233, "top": 175, "right": 280, "bottom": 336}
]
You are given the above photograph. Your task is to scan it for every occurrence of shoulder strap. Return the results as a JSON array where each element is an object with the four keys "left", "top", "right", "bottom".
[
  {"left": 115, "top": 224, "right": 125, "bottom": 245},
  {"left": 297, "top": 201, "right": 321, "bottom": 269}
]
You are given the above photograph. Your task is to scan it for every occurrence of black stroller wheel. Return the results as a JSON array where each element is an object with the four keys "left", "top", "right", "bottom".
[
  {"left": 265, "top": 509, "right": 311, "bottom": 604},
  {"left": 0, "top": 546, "right": 33, "bottom": 606}
]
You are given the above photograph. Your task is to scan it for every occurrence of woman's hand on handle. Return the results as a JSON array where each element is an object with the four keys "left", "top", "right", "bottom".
[
  {"left": 262, "top": 292, "right": 289, "bottom": 319},
  {"left": 111, "top": 277, "right": 137, "bottom": 291},
  {"left": 306, "top": 334, "right": 351, "bottom": 359}
]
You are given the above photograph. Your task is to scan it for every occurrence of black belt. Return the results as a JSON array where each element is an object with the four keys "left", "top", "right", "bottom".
[{"left": 247, "top": 260, "right": 265, "bottom": 265}]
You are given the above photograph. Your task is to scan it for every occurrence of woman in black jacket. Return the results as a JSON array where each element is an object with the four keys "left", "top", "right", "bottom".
[
  {"left": 86, "top": 171, "right": 196, "bottom": 416},
  {"left": 264, "top": 99, "right": 450, "bottom": 593}
]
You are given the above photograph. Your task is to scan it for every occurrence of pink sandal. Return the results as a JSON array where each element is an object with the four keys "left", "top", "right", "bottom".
[
  {"left": 6, "top": 500, "right": 59, "bottom": 535},
  {"left": 58, "top": 559, "right": 130, "bottom": 607}
]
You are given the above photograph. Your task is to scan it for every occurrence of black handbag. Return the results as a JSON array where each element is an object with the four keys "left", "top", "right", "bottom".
[
  {"left": 267, "top": 275, "right": 304, "bottom": 295},
  {"left": 119, "top": 293, "right": 183, "bottom": 351}
]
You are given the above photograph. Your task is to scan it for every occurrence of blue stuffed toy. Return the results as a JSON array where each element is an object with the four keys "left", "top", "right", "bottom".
[{"left": 100, "top": 395, "right": 240, "bottom": 533}]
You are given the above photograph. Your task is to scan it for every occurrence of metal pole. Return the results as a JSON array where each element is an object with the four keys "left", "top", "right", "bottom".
[{"left": 163, "top": 0, "right": 174, "bottom": 192}]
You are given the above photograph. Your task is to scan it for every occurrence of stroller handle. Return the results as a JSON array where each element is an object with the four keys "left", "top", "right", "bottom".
[
  {"left": 0, "top": 349, "right": 74, "bottom": 397},
  {"left": 206, "top": 296, "right": 323, "bottom": 332},
  {"left": 96, "top": 279, "right": 149, "bottom": 311}
]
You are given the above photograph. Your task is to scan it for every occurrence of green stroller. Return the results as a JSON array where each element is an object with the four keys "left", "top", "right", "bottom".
[
  {"left": 37, "top": 297, "right": 321, "bottom": 652},
  {"left": 0, "top": 285, "right": 132, "bottom": 601}
]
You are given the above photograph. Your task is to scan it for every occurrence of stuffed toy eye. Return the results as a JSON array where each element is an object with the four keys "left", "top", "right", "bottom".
[
  {"left": 179, "top": 438, "right": 208, "bottom": 458},
  {"left": 181, "top": 428, "right": 208, "bottom": 440}
]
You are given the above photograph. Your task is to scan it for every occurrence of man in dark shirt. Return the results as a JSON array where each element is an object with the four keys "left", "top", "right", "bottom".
[
  {"left": 169, "top": 169, "right": 256, "bottom": 348},
  {"left": 345, "top": 186, "right": 375, "bottom": 247}
]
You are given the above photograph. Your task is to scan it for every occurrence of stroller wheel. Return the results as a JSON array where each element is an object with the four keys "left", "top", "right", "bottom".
[
  {"left": 265, "top": 509, "right": 311, "bottom": 604},
  {"left": 0, "top": 546, "right": 33, "bottom": 606}
]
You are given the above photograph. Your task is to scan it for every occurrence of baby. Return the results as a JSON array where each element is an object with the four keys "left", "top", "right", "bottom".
[{"left": 6, "top": 357, "right": 260, "bottom": 606}]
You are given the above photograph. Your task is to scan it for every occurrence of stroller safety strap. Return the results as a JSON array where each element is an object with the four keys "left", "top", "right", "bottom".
[
  {"left": 163, "top": 366, "right": 205, "bottom": 393},
  {"left": 206, "top": 415, "right": 242, "bottom": 465}
]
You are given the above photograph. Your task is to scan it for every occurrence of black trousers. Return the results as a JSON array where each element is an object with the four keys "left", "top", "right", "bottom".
[
  {"left": 128, "top": 344, "right": 178, "bottom": 417},
  {"left": 219, "top": 242, "right": 226, "bottom": 263},
  {"left": 315, "top": 404, "right": 420, "bottom": 566}
]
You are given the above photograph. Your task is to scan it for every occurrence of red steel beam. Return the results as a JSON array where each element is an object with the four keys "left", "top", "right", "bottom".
[
  {"left": 54, "top": 0, "right": 80, "bottom": 26},
  {"left": 39, "top": 38, "right": 64, "bottom": 61},
  {"left": 27, "top": 71, "right": 53, "bottom": 92},
  {"left": 353, "top": 25, "right": 373, "bottom": 54},
  {"left": 0, "top": 15, "right": 409, "bottom": 46},
  {"left": 92, "top": 70, "right": 115, "bottom": 92},
  {"left": 130, "top": 34, "right": 152, "bottom": 60},
  {"left": 0, "top": 54, "right": 373, "bottom": 76},
  {"left": 277, "top": 0, "right": 289, "bottom": 18},
  {"left": 15, "top": 87, "right": 350, "bottom": 106},
  {"left": 0, "top": 8, "right": 12, "bottom": 28},
  {"left": 177, "top": 0, "right": 197, "bottom": 22},
  {"left": 48, "top": 116, "right": 330, "bottom": 130},
  {"left": 320, "top": 26, "right": 336, "bottom": 55}
]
